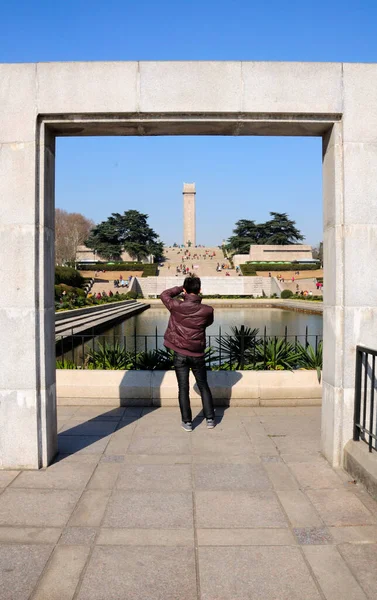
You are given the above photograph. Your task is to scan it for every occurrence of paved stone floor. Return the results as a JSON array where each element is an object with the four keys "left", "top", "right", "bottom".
[{"left": 1, "top": 406, "right": 377, "bottom": 599}]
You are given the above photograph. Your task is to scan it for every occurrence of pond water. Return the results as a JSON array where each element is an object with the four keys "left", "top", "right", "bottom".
[
  {"left": 112, "top": 307, "right": 322, "bottom": 337},
  {"left": 58, "top": 307, "right": 322, "bottom": 364},
  {"left": 101, "top": 307, "right": 321, "bottom": 351}
]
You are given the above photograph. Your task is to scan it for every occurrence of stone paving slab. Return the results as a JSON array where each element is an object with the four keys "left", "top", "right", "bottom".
[
  {"left": 103, "top": 491, "right": 193, "bottom": 528},
  {"left": 276, "top": 489, "right": 323, "bottom": 527},
  {"left": 1, "top": 406, "right": 377, "bottom": 599},
  {"left": 97, "top": 527, "right": 194, "bottom": 546},
  {"left": 10, "top": 458, "right": 97, "bottom": 490},
  {"left": 0, "top": 488, "right": 81, "bottom": 527},
  {"left": 303, "top": 545, "right": 369, "bottom": 600},
  {"left": 195, "top": 490, "right": 289, "bottom": 528},
  {"left": 0, "top": 470, "right": 20, "bottom": 487},
  {"left": 76, "top": 546, "right": 197, "bottom": 600},
  {"left": 198, "top": 546, "right": 322, "bottom": 599},
  {"left": 0, "top": 544, "right": 54, "bottom": 600},
  {"left": 306, "top": 489, "right": 377, "bottom": 526},
  {"left": 116, "top": 463, "right": 192, "bottom": 491},
  {"left": 337, "top": 543, "right": 377, "bottom": 598},
  {"left": 193, "top": 463, "right": 272, "bottom": 491},
  {"left": 32, "top": 545, "right": 91, "bottom": 600}
]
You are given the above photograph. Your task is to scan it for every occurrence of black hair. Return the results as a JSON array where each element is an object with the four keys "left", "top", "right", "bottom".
[{"left": 183, "top": 276, "right": 201, "bottom": 295}]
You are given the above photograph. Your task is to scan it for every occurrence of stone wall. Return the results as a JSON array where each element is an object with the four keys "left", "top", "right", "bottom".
[
  {"left": 134, "top": 276, "right": 276, "bottom": 298},
  {"left": 56, "top": 369, "right": 321, "bottom": 407},
  {"left": 76, "top": 245, "right": 152, "bottom": 264}
]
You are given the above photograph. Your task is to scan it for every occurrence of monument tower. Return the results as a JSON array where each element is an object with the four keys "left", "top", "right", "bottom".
[{"left": 183, "top": 182, "right": 196, "bottom": 246}]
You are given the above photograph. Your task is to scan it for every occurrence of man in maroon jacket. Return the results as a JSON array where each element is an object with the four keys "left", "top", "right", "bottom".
[{"left": 161, "top": 276, "right": 215, "bottom": 431}]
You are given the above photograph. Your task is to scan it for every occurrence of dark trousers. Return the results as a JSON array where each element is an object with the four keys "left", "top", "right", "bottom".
[{"left": 173, "top": 352, "right": 215, "bottom": 422}]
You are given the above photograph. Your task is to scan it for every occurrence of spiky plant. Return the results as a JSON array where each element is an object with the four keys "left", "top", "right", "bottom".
[
  {"left": 85, "top": 342, "right": 134, "bottom": 370},
  {"left": 215, "top": 326, "right": 260, "bottom": 369},
  {"left": 255, "top": 337, "right": 300, "bottom": 371},
  {"left": 56, "top": 358, "right": 77, "bottom": 369},
  {"left": 295, "top": 340, "right": 323, "bottom": 382}
]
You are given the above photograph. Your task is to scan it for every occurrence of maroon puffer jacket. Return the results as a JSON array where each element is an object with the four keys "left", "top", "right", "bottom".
[{"left": 161, "top": 286, "right": 214, "bottom": 357}]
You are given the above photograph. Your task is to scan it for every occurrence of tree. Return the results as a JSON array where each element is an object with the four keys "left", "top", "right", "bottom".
[
  {"left": 312, "top": 241, "right": 323, "bottom": 265},
  {"left": 55, "top": 209, "right": 95, "bottom": 265},
  {"left": 227, "top": 219, "right": 259, "bottom": 255},
  {"left": 262, "top": 212, "right": 305, "bottom": 245},
  {"left": 227, "top": 212, "right": 305, "bottom": 255},
  {"left": 85, "top": 210, "right": 164, "bottom": 262}
]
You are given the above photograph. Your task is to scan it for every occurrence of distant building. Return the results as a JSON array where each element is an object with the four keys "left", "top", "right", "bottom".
[
  {"left": 232, "top": 244, "right": 318, "bottom": 267},
  {"left": 75, "top": 245, "right": 153, "bottom": 264}
]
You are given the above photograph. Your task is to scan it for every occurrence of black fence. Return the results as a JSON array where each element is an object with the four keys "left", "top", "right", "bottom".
[
  {"left": 354, "top": 345, "right": 377, "bottom": 452},
  {"left": 56, "top": 325, "right": 322, "bottom": 370}
]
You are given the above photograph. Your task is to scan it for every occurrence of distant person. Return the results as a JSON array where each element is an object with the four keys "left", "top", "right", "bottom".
[{"left": 161, "top": 277, "right": 215, "bottom": 432}]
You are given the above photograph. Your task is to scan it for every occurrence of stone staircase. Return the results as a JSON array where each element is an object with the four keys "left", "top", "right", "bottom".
[{"left": 161, "top": 246, "right": 238, "bottom": 277}]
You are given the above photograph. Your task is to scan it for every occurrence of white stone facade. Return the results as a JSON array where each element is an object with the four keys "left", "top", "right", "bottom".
[
  {"left": 1, "top": 60, "right": 376, "bottom": 468},
  {"left": 248, "top": 244, "right": 314, "bottom": 263},
  {"left": 75, "top": 245, "right": 152, "bottom": 264},
  {"left": 135, "top": 276, "right": 278, "bottom": 298}
]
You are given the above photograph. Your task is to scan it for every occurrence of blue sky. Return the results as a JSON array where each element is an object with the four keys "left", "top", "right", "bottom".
[{"left": 2, "top": 1, "right": 377, "bottom": 246}]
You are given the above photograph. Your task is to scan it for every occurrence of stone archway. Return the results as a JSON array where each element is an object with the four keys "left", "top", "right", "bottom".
[{"left": 1, "top": 61, "right": 376, "bottom": 468}]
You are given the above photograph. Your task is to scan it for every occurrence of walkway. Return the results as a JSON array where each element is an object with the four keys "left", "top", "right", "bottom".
[{"left": 1, "top": 406, "right": 377, "bottom": 599}]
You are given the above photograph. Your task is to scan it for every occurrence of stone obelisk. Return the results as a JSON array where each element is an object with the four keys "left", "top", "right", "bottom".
[{"left": 183, "top": 182, "right": 196, "bottom": 247}]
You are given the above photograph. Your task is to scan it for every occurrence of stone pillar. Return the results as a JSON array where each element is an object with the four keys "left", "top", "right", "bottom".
[
  {"left": 0, "top": 65, "right": 57, "bottom": 469},
  {"left": 321, "top": 64, "right": 377, "bottom": 467},
  {"left": 183, "top": 183, "right": 196, "bottom": 247}
]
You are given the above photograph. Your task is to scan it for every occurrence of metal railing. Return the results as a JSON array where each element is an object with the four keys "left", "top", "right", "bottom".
[
  {"left": 354, "top": 345, "right": 377, "bottom": 452},
  {"left": 56, "top": 326, "right": 322, "bottom": 370}
]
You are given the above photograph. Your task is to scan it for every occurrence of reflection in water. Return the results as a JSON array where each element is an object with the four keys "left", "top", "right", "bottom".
[
  {"left": 59, "top": 307, "right": 323, "bottom": 364},
  {"left": 112, "top": 307, "right": 322, "bottom": 338}
]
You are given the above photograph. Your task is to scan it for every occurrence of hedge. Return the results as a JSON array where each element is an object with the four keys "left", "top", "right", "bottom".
[
  {"left": 141, "top": 264, "right": 158, "bottom": 277},
  {"left": 244, "top": 262, "right": 320, "bottom": 271},
  {"left": 55, "top": 266, "right": 85, "bottom": 288},
  {"left": 281, "top": 289, "right": 294, "bottom": 298},
  {"left": 78, "top": 262, "right": 158, "bottom": 277},
  {"left": 239, "top": 265, "right": 257, "bottom": 276}
]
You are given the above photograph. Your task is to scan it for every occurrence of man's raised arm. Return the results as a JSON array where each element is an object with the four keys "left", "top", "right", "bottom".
[{"left": 160, "top": 286, "right": 184, "bottom": 311}]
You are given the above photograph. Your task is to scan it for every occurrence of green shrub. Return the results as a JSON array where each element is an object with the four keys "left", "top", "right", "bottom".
[
  {"left": 55, "top": 266, "right": 85, "bottom": 287},
  {"left": 246, "top": 261, "right": 321, "bottom": 271},
  {"left": 141, "top": 264, "right": 158, "bottom": 277},
  {"left": 292, "top": 295, "right": 323, "bottom": 302},
  {"left": 255, "top": 338, "right": 300, "bottom": 371},
  {"left": 55, "top": 284, "right": 86, "bottom": 299},
  {"left": 281, "top": 289, "right": 293, "bottom": 298},
  {"left": 244, "top": 262, "right": 319, "bottom": 271},
  {"left": 239, "top": 265, "right": 257, "bottom": 276},
  {"left": 125, "top": 290, "right": 138, "bottom": 299},
  {"left": 85, "top": 342, "right": 134, "bottom": 370},
  {"left": 295, "top": 341, "right": 323, "bottom": 382},
  {"left": 56, "top": 358, "right": 77, "bottom": 369}
]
